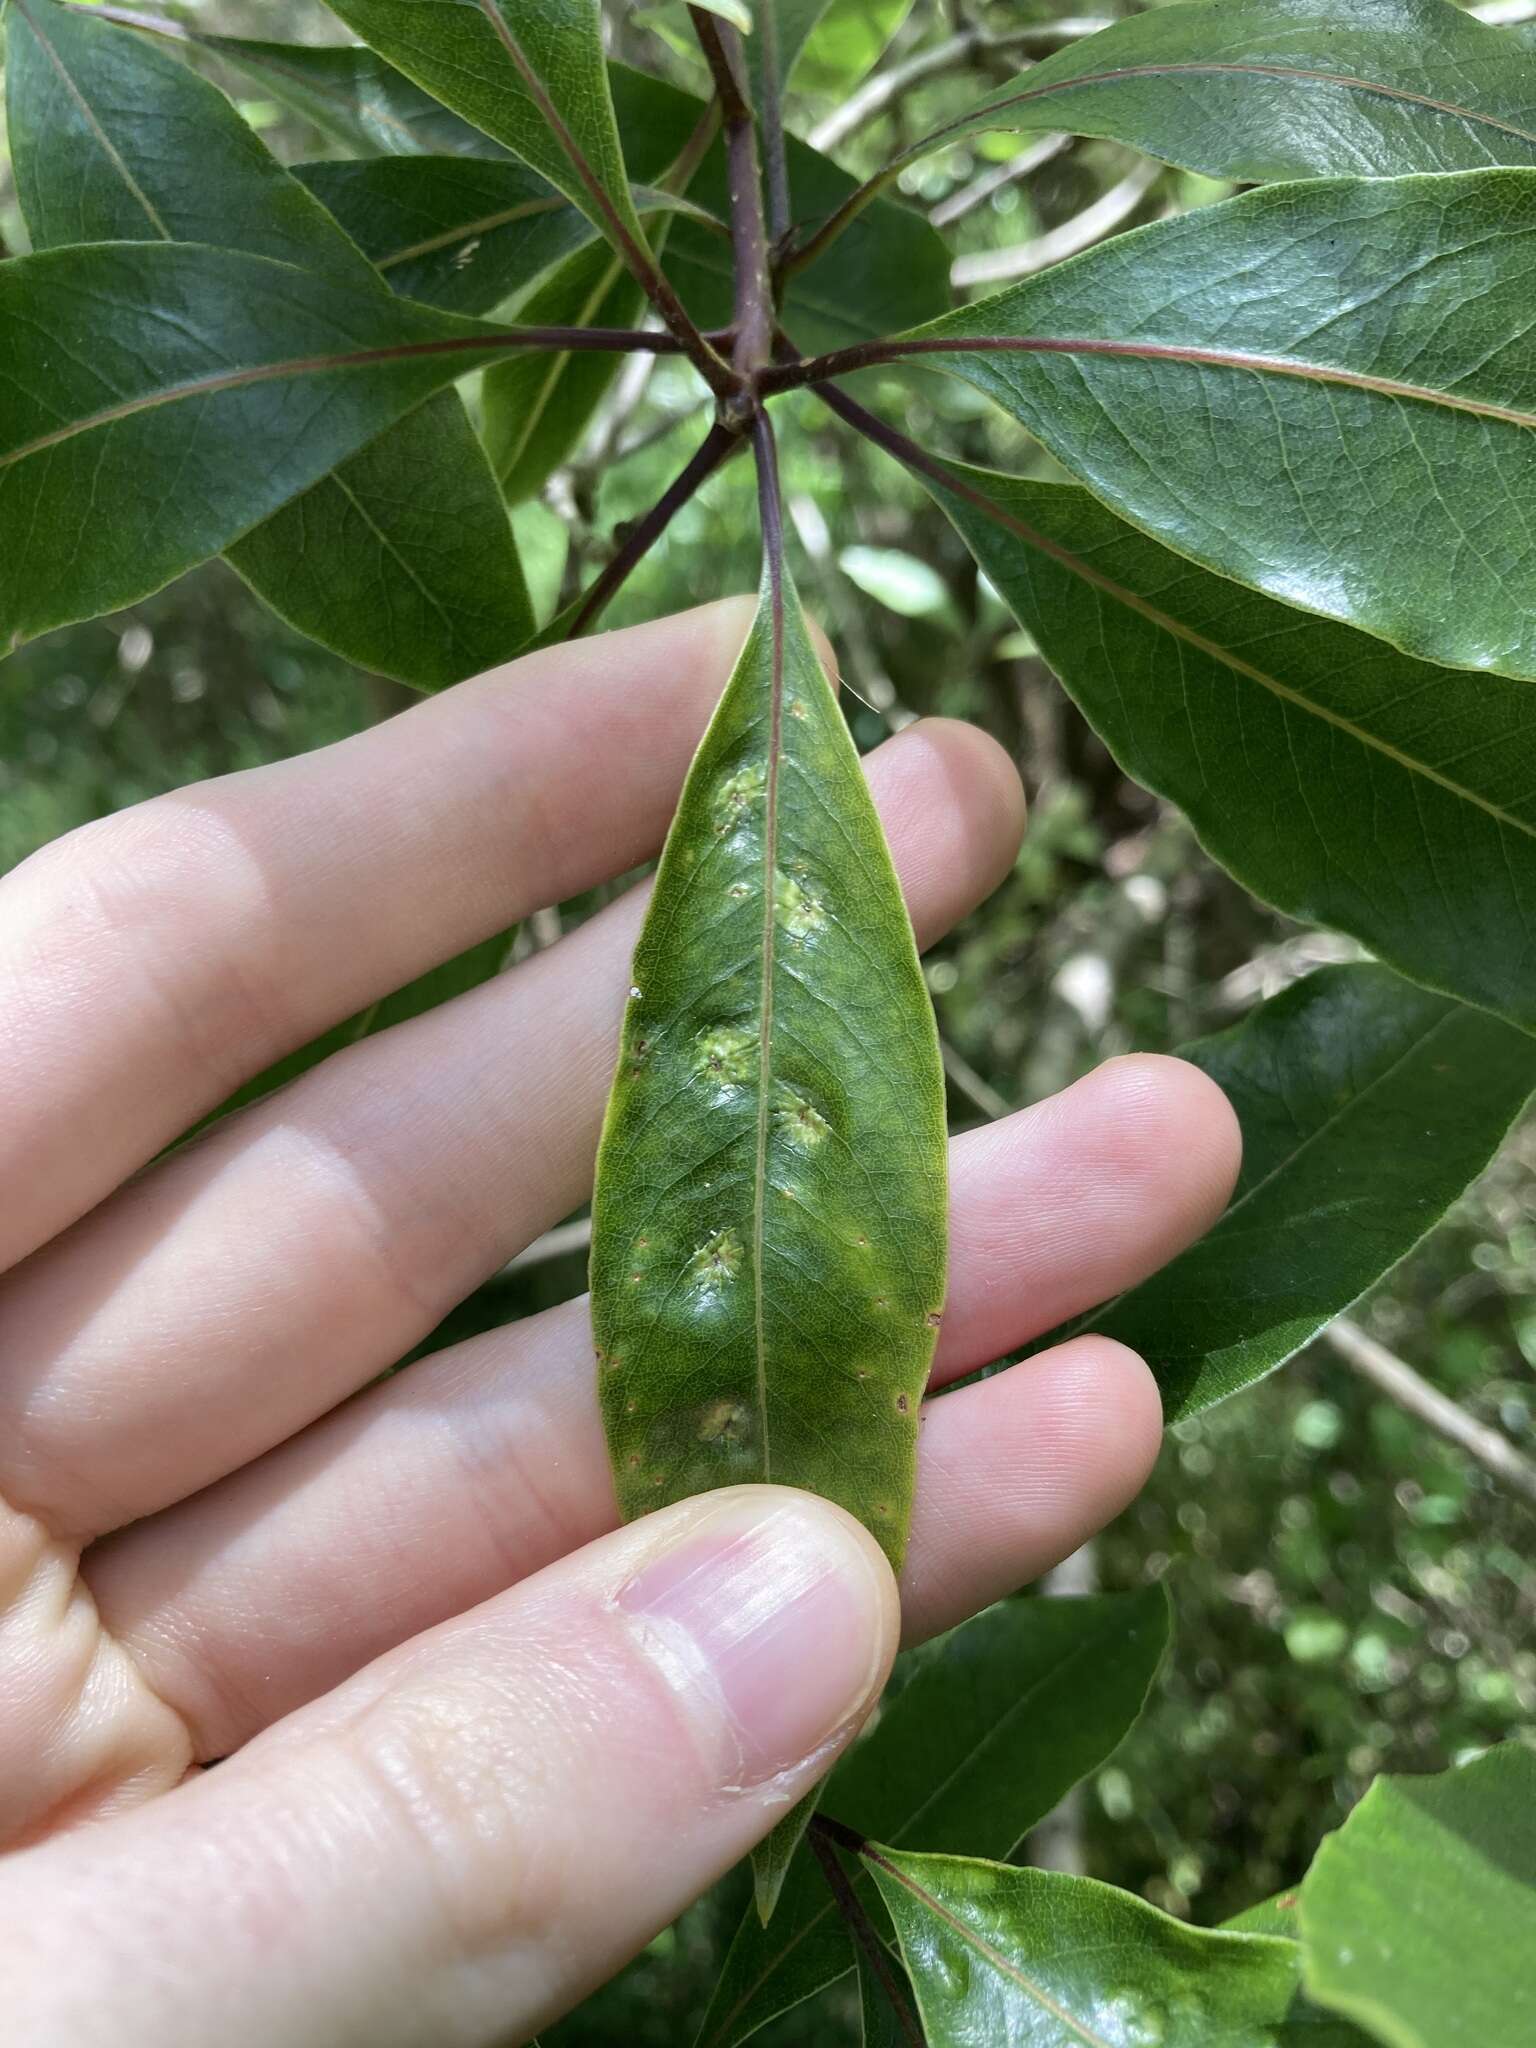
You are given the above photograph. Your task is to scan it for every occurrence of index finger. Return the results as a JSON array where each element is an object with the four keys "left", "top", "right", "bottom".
[{"left": 0, "top": 599, "right": 757, "bottom": 1270}]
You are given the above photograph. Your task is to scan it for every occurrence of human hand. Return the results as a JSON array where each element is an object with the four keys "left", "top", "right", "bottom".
[{"left": 0, "top": 602, "right": 1239, "bottom": 2045}]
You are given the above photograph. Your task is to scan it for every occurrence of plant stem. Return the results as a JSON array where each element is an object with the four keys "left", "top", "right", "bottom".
[
  {"left": 565, "top": 419, "right": 744, "bottom": 638},
  {"left": 691, "top": 8, "right": 775, "bottom": 378},
  {"left": 756, "top": 6, "right": 793, "bottom": 244},
  {"left": 807, "top": 1821, "right": 926, "bottom": 2048},
  {"left": 472, "top": 0, "right": 737, "bottom": 398}
]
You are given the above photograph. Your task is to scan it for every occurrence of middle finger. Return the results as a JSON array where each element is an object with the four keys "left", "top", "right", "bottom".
[{"left": 0, "top": 719, "right": 1024, "bottom": 1540}]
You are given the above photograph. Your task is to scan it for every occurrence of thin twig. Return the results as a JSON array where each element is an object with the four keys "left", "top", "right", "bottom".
[
  {"left": 691, "top": 9, "right": 774, "bottom": 376},
  {"left": 942, "top": 1040, "right": 1012, "bottom": 1123},
  {"left": 1322, "top": 1318, "right": 1536, "bottom": 1508},
  {"left": 807, "top": 1824, "right": 925, "bottom": 2048},
  {"left": 951, "top": 154, "right": 1161, "bottom": 289},
  {"left": 564, "top": 420, "right": 745, "bottom": 637},
  {"left": 930, "top": 131, "right": 1070, "bottom": 229},
  {"left": 808, "top": 18, "right": 1114, "bottom": 153},
  {"left": 753, "top": 0, "right": 793, "bottom": 243},
  {"left": 504, "top": 1218, "right": 592, "bottom": 1274}
]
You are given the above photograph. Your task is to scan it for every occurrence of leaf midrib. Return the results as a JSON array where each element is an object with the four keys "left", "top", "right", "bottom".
[
  {"left": 15, "top": 0, "right": 173, "bottom": 238},
  {"left": 928, "top": 334, "right": 1536, "bottom": 434},
  {"left": 932, "top": 56, "right": 1536, "bottom": 157},
  {"left": 868, "top": 1854, "right": 1109, "bottom": 2048}
]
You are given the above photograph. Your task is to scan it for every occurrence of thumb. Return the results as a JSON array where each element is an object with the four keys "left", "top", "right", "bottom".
[{"left": 2, "top": 1486, "right": 897, "bottom": 2048}]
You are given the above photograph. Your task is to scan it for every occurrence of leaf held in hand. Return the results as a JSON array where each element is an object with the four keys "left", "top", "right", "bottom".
[{"left": 590, "top": 564, "right": 946, "bottom": 1569}]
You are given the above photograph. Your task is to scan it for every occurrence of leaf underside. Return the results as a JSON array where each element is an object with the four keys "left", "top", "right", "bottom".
[
  {"left": 921, "top": 464, "right": 1536, "bottom": 1038},
  {"left": 590, "top": 565, "right": 946, "bottom": 1572},
  {"left": 907, "top": 169, "right": 1536, "bottom": 682},
  {"left": 926, "top": 0, "right": 1536, "bottom": 185}
]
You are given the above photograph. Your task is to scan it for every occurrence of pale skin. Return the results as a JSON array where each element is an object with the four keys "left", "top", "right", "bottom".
[{"left": 0, "top": 600, "right": 1240, "bottom": 2045}]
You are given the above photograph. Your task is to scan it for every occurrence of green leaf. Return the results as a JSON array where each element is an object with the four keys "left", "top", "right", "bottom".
[
  {"left": 188, "top": 30, "right": 507, "bottom": 156},
  {"left": 326, "top": 0, "right": 652, "bottom": 252},
  {"left": 1300, "top": 1746, "right": 1536, "bottom": 2048},
  {"left": 1225, "top": 1892, "right": 1304, "bottom": 1941},
  {"left": 1079, "top": 968, "right": 1536, "bottom": 1420},
  {"left": 7, "top": 0, "right": 530, "bottom": 686},
  {"left": 589, "top": 560, "right": 947, "bottom": 1560},
  {"left": 901, "top": 169, "right": 1536, "bottom": 681},
  {"left": 866, "top": 1849, "right": 1349, "bottom": 2047},
  {"left": 0, "top": 242, "right": 520, "bottom": 655},
  {"left": 694, "top": 0, "right": 755, "bottom": 30},
  {"left": 481, "top": 242, "right": 646, "bottom": 503},
  {"left": 753, "top": 1790, "right": 820, "bottom": 1928},
  {"left": 913, "top": 0, "right": 1536, "bottom": 185},
  {"left": 293, "top": 156, "right": 716, "bottom": 316},
  {"left": 698, "top": 1589, "right": 1170, "bottom": 2048},
  {"left": 921, "top": 464, "right": 1536, "bottom": 1037}
]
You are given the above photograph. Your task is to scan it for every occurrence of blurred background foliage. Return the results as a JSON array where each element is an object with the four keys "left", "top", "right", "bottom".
[{"left": 2, "top": 2, "right": 1533, "bottom": 2040}]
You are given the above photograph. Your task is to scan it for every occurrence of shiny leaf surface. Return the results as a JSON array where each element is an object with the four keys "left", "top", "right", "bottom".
[
  {"left": 905, "top": 171, "right": 1536, "bottom": 679},
  {"left": 1300, "top": 1746, "right": 1536, "bottom": 2048},
  {"left": 293, "top": 156, "right": 714, "bottom": 316},
  {"left": 7, "top": 0, "right": 531, "bottom": 685},
  {"left": 189, "top": 30, "right": 504, "bottom": 156},
  {"left": 326, "top": 0, "right": 650, "bottom": 249},
  {"left": 0, "top": 243, "right": 515, "bottom": 654},
  {"left": 921, "top": 0, "right": 1536, "bottom": 184},
  {"left": 699, "top": 1590, "right": 1170, "bottom": 2047},
  {"left": 867, "top": 1850, "right": 1345, "bottom": 2047},
  {"left": 590, "top": 564, "right": 946, "bottom": 1561},
  {"left": 1079, "top": 968, "right": 1536, "bottom": 1419},
  {"left": 923, "top": 464, "right": 1536, "bottom": 1035}
]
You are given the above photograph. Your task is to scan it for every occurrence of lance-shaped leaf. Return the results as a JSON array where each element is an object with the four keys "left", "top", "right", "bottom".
[
  {"left": 698, "top": 1589, "right": 1170, "bottom": 2048},
  {"left": 895, "top": 170, "right": 1536, "bottom": 681},
  {"left": 326, "top": 0, "right": 652, "bottom": 253},
  {"left": 1067, "top": 968, "right": 1536, "bottom": 1420},
  {"left": 1299, "top": 1746, "right": 1536, "bottom": 2048},
  {"left": 0, "top": 243, "right": 523, "bottom": 654},
  {"left": 589, "top": 558, "right": 946, "bottom": 1561},
  {"left": 293, "top": 156, "right": 717, "bottom": 316},
  {"left": 189, "top": 30, "right": 506, "bottom": 156},
  {"left": 7, "top": 0, "right": 531, "bottom": 686},
  {"left": 919, "top": 463, "right": 1536, "bottom": 1037},
  {"left": 904, "top": 0, "right": 1536, "bottom": 186},
  {"left": 865, "top": 1850, "right": 1357, "bottom": 2047}
]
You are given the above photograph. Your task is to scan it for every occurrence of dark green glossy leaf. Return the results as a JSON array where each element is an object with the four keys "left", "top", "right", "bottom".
[
  {"left": 746, "top": 0, "right": 835, "bottom": 104},
  {"left": 7, "top": 0, "right": 530, "bottom": 685},
  {"left": 866, "top": 1850, "right": 1348, "bottom": 2047},
  {"left": 326, "top": 0, "right": 650, "bottom": 249},
  {"left": 1079, "top": 968, "right": 1536, "bottom": 1419},
  {"left": 917, "top": 0, "right": 1536, "bottom": 185},
  {"left": 293, "top": 156, "right": 715, "bottom": 316},
  {"left": 923, "top": 464, "right": 1536, "bottom": 1036},
  {"left": 0, "top": 243, "right": 520, "bottom": 654},
  {"left": 189, "top": 30, "right": 505, "bottom": 156},
  {"left": 905, "top": 170, "right": 1536, "bottom": 680},
  {"left": 698, "top": 1589, "right": 1170, "bottom": 2048},
  {"left": 1300, "top": 1746, "right": 1536, "bottom": 2048},
  {"left": 590, "top": 563, "right": 946, "bottom": 1557}
]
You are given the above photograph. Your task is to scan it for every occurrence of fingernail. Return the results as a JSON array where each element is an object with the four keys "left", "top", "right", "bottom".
[{"left": 617, "top": 1494, "right": 892, "bottom": 1788}]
